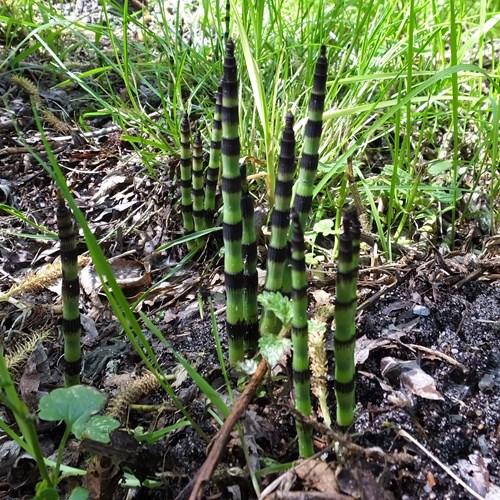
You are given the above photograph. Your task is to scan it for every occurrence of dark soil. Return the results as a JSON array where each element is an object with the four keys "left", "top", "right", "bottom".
[{"left": 1, "top": 2, "right": 499, "bottom": 500}]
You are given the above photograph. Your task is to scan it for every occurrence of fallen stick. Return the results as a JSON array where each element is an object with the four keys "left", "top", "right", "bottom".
[{"left": 187, "top": 358, "right": 269, "bottom": 500}]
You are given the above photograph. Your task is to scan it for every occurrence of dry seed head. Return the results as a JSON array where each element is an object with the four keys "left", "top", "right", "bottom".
[
  {"left": 308, "top": 317, "right": 331, "bottom": 426},
  {"left": 11, "top": 74, "right": 42, "bottom": 104},
  {"left": 308, "top": 318, "right": 328, "bottom": 390},
  {"left": 0, "top": 255, "right": 90, "bottom": 301},
  {"left": 40, "top": 109, "right": 72, "bottom": 134},
  {"left": 106, "top": 370, "right": 160, "bottom": 422},
  {"left": 4, "top": 329, "right": 52, "bottom": 373}
]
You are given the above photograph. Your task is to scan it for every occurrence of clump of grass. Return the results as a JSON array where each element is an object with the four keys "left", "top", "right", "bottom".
[{"left": 4, "top": 0, "right": 498, "bottom": 246}]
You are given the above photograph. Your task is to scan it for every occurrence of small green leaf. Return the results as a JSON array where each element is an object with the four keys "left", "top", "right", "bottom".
[
  {"left": 305, "top": 252, "right": 324, "bottom": 266},
  {"left": 73, "top": 415, "right": 120, "bottom": 443},
  {"left": 68, "top": 487, "right": 90, "bottom": 500},
  {"left": 133, "top": 419, "right": 190, "bottom": 444},
  {"left": 35, "top": 485, "right": 59, "bottom": 500},
  {"left": 38, "top": 386, "right": 107, "bottom": 430},
  {"left": 258, "top": 292, "right": 293, "bottom": 329},
  {"left": 428, "top": 160, "right": 453, "bottom": 176},
  {"left": 312, "top": 219, "right": 335, "bottom": 236},
  {"left": 259, "top": 334, "right": 291, "bottom": 367}
]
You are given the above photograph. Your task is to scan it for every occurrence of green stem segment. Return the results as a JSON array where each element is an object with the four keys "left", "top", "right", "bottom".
[
  {"left": 180, "top": 113, "right": 195, "bottom": 248},
  {"left": 293, "top": 45, "right": 328, "bottom": 230},
  {"left": 240, "top": 162, "right": 258, "bottom": 354},
  {"left": 260, "top": 112, "right": 296, "bottom": 336},
  {"left": 224, "top": 0, "right": 230, "bottom": 42},
  {"left": 334, "top": 211, "right": 361, "bottom": 427},
  {"left": 192, "top": 130, "right": 206, "bottom": 231},
  {"left": 291, "top": 209, "right": 313, "bottom": 457},
  {"left": 57, "top": 194, "right": 81, "bottom": 387},
  {"left": 204, "top": 82, "right": 223, "bottom": 223},
  {"left": 222, "top": 39, "right": 245, "bottom": 365}
]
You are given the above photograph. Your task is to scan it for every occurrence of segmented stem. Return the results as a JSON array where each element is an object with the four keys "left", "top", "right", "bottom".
[
  {"left": 192, "top": 130, "right": 206, "bottom": 231},
  {"left": 293, "top": 45, "right": 328, "bottom": 230},
  {"left": 222, "top": 39, "right": 245, "bottom": 365},
  {"left": 204, "top": 82, "right": 222, "bottom": 223},
  {"left": 260, "top": 112, "right": 296, "bottom": 336},
  {"left": 57, "top": 194, "right": 81, "bottom": 387},
  {"left": 224, "top": 0, "right": 230, "bottom": 42},
  {"left": 291, "top": 209, "right": 313, "bottom": 457},
  {"left": 334, "top": 211, "right": 361, "bottom": 427},
  {"left": 180, "top": 113, "right": 194, "bottom": 248},
  {"left": 240, "top": 162, "right": 258, "bottom": 354}
]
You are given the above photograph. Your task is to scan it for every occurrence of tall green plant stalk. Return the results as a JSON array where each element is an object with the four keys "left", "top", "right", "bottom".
[
  {"left": 290, "top": 209, "right": 313, "bottom": 457},
  {"left": 224, "top": 0, "right": 230, "bottom": 42},
  {"left": 180, "top": 113, "right": 195, "bottom": 250},
  {"left": 192, "top": 130, "right": 206, "bottom": 232},
  {"left": 240, "top": 162, "right": 259, "bottom": 355},
  {"left": 204, "top": 82, "right": 223, "bottom": 222},
  {"left": 293, "top": 45, "right": 328, "bottom": 230},
  {"left": 221, "top": 39, "right": 245, "bottom": 365},
  {"left": 260, "top": 112, "right": 296, "bottom": 336},
  {"left": 56, "top": 194, "right": 82, "bottom": 387},
  {"left": 0, "top": 350, "right": 53, "bottom": 490},
  {"left": 334, "top": 211, "right": 361, "bottom": 427}
]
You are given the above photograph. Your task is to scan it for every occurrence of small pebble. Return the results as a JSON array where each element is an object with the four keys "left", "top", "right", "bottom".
[
  {"left": 478, "top": 372, "right": 496, "bottom": 391},
  {"left": 412, "top": 305, "right": 431, "bottom": 316}
]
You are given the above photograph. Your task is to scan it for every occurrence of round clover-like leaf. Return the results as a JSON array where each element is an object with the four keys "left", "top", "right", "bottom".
[
  {"left": 72, "top": 415, "right": 120, "bottom": 443},
  {"left": 38, "top": 385, "right": 107, "bottom": 430}
]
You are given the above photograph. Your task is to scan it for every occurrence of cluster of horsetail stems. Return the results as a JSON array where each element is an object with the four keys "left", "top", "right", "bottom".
[
  {"left": 290, "top": 209, "right": 314, "bottom": 457},
  {"left": 177, "top": 39, "right": 361, "bottom": 448},
  {"left": 261, "top": 45, "right": 328, "bottom": 335},
  {"left": 334, "top": 211, "right": 361, "bottom": 427},
  {"left": 56, "top": 194, "right": 81, "bottom": 387}
]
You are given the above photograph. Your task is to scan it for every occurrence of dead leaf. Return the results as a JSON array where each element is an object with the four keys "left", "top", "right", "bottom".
[
  {"left": 457, "top": 452, "right": 492, "bottom": 498},
  {"left": 335, "top": 465, "right": 391, "bottom": 499},
  {"left": 19, "top": 343, "right": 50, "bottom": 410},
  {"left": 84, "top": 456, "right": 121, "bottom": 499},
  {"left": 0, "top": 441, "right": 21, "bottom": 476},
  {"left": 91, "top": 172, "right": 132, "bottom": 202},
  {"left": 295, "top": 459, "right": 343, "bottom": 495},
  {"left": 381, "top": 357, "right": 444, "bottom": 400}
]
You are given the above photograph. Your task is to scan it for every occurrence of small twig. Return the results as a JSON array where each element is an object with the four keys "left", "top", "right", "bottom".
[
  {"left": 405, "top": 343, "right": 467, "bottom": 371},
  {"left": 187, "top": 358, "right": 269, "bottom": 500},
  {"left": 357, "top": 269, "right": 410, "bottom": 312},
  {"left": 284, "top": 406, "right": 413, "bottom": 465},
  {"left": 454, "top": 266, "right": 487, "bottom": 289},
  {"left": 397, "top": 428, "right": 485, "bottom": 500}
]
